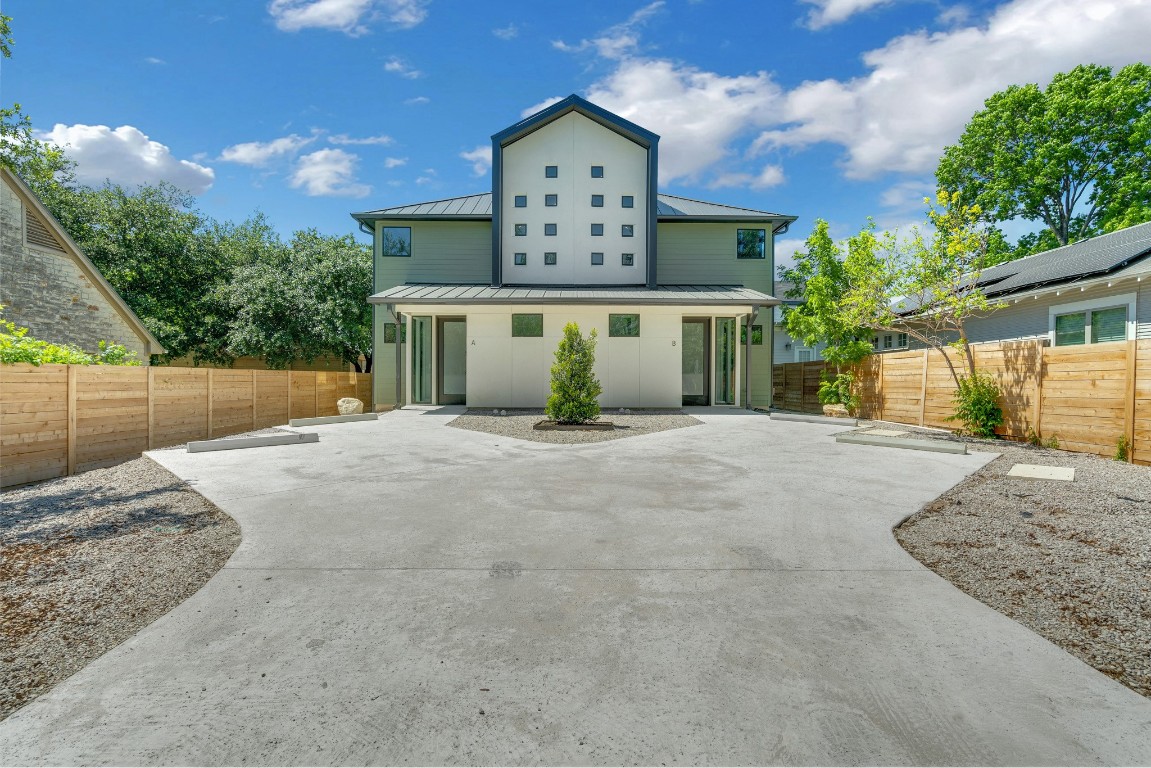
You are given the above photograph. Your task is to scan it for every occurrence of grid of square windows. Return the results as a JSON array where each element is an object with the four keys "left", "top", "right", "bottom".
[
  {"left": 544, "top": 252, "right": 557, "bottom": 265},
  {"left": 514, "top": 195, "right": 527, "bottom": 207},
  {"left": 591, "top": 194, "right": 604, "bottom": 207},
  {"left": 590, "top": 223, "right": 604, "bottom": 236},
  {"left": 621, "top": 253, "right": 634, "bottom": 266},
  {"left": 545, "top": 165, "right": 558, "bottom": 178},
  {"left": 621, "top": 195, "right": 634, "bottom": 208},
  {"left": 514, "top": 223, "right": 527, "bottom": 236},
  {"left": 544, "top": 223, "right": 557, "bottom": 236},
  {"left": 545, "top": 194, "right": 558, "bottom": 207},
  {"left": 514, "top": 252, "right": 527, "bottom": 266},
  {"left": 591, "top": 165, "right": 604, "bottom": 178},
  {"left": 621, "top": 225, "right": 634, "bottom": 237},
  {"left": 591, "top": 252, "right": 604, "bottom": 265}
]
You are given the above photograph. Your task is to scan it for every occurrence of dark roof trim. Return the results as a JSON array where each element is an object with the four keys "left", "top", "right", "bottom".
[{"left": 492, "top": 94, "right": 660, "bottom": 149}]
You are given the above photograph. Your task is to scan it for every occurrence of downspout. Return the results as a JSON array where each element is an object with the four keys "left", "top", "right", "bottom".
[{"left": 745, "top": 306, "right": 759, "bottom": 410}]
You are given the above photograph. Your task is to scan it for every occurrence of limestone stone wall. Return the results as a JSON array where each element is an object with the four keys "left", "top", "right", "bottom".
[{"left": 1, "top": 178, "right": 152, "bottom": 362}]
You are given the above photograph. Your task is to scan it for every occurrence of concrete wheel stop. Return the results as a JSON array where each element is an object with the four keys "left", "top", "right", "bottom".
[
  {"left": 187, "top": 431, "right": 318, "bottom": 453},
  {"left": 769, "top": 410, "right": 858, "bottom": 427},
  {"left": 288, "top": 413, "right": 379, "bottom": 427},
  {"left": 836, "top": 431, "right": 967, "bottom": 454}
]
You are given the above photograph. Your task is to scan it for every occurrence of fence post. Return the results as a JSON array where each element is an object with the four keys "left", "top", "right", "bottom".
[
  {"left": 286, "top": 371, "right": 292, "bottom": 423},
  {"left": 147, "top": 366, "right": 155, "bottom": 450},
  {"left": 919, "top": 349, "right": 928, "bottom": 426},
  {"left": 1033, "top": 343, "right": 1044, "bottom": 440},
  {"left": 878, "top": 353, "right": 886, "bottom": 421},
  {"left": 314, "top": 372, "right": 320, "bottom": 417},
  {"left": 206, "top": 368, "right": 214, "bottom": 439},
  {"left": 1125, "top": 338, "right": 1137, "bottom": 463},
  {"left": 66, "top": 364, "right": 77, "bottom": 475},
  {"left": 251, "top": 369, "right": 257, "bottom": 431}
]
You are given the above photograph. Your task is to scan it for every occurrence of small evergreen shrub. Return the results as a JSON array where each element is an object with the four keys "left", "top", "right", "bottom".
[
  {"left": 546, "top": 322, "right": 602, "bottom": 424},
  {"left": 1114, "top": 434, "right": 1130, "bottom": 462},
  {"left": 946, "top": 372, "right": 1003, "bottom": 438},
  {"left": 817, "top": 371, "right": 859, "bottom": 413}
]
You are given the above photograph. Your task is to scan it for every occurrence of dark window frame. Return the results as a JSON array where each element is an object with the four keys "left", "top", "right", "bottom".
[
  {"left": 590, "top": 223, "right": 604, "bottom": 236},
  {"left": 544, "top": 223, "right": 557, "bottom": 236},
  {"left": 591, "top": 252, "right": 604, "bottom": 266},
  {"left": 545, "top": 193, "right": 558, "bottom": 207},
  {"left": 513, "top": 252, "right": 527, "bottom": 266},
  {"left": 512, "top": 313, "right": 544, "bottom": 337},
  {"left": 608, "top": 314, "right": 640, "bottom": 337},
  {"left": 591, "top": 194, "right": 604, "bottom": 207},
  {"left": 736, "top": 228, "right": 767, "bottom": 260},
  {"left": 381, "top": 226, "right": 412, "bottom": 257},
  {"left": 514, "top": 223, "right": 527, "bottom": 236},
  {"left": 544, "top": 251, "right": 557, "bottom": 266},
  {"left": 514, "top": 195, "right": 527, "bottom": 208},
  {"left": 621, "top": 195, "right": 634, "bottom": 208},
  {"left": 591, "top": 165, "right": 604, "bottom": 178},
  {"left": 621, "top": 253, "right": 634, "bottom": 267},
  {"left": 621, "top": 224, "right": 634, "bottom": 237},
  {"left": 545, "top": 165, "right": 558, "bottom": 178}
]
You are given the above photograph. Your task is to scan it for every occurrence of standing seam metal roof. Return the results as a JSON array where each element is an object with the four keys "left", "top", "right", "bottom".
[{"left": 369, "top": 283, "right": 779, "bottom": 305}]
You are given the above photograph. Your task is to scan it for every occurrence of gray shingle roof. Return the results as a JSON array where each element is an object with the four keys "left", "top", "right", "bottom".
[
  {"left": 353, "top": 193, "right": 793, "bottom": 222},
  {"left": 369, "top": 283, "right": 779, "bottom": 306},
  {"left": 977, "top": 221, "right": 1151, "bottom": 297}
]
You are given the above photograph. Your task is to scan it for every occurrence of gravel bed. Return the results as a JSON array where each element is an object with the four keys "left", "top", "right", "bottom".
[
  {"left": 882, "top": 421, "right": 1151, "bottom": 698},
  {"left": 449, "top": 408, "right": 702, "bottom": 444},
  {"left": 0, "top": 456, "right": 240, "bottom": 720}
]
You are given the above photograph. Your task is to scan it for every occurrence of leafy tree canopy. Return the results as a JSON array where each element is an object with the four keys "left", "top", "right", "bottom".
[{"left": 937, "top": 63, "right": 1151, "bottom": 253}]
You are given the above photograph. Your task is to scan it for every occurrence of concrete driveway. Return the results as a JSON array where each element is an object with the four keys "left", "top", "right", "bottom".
[{"left": 2, "top": 408, "right": 1149, "bottom": 765}]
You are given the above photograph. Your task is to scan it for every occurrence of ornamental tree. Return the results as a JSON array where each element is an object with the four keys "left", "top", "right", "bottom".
[{"left": 546, "top": 322, "right": 602, "bottom": 424}]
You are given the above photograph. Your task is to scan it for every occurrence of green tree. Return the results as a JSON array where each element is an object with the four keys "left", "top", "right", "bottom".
[
  {"left": 225, "top": 229, "right": 373, "bottom": 371},
  {"left": 937, "top": 63, "right": 1151, "bottom": 251},
  {"left": 546, "top": 322, "right": 602, "bottom": 424}
]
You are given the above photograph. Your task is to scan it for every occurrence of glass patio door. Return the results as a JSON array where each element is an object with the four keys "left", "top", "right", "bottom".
[
  {"left": 715, "top": 317, "right": 736, "bottom": 405},
  {"left": 438, "top": 317, "right": 466, "bottom": 405},
  {"left": 411, "top": 316, "right": 432, "bottom": 404},
  {"left": 682, "top": 319, "right": 709, "bottom": 406}
]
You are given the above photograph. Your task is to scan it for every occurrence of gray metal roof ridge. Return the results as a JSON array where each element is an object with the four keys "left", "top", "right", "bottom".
[{"left": 369, "top": 282, "right": 778, "bottom": 306}]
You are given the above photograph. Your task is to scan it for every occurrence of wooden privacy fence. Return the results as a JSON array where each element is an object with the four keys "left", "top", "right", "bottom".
[
  {"left": 773, "top": 339, "right": 1151, "bottom": 465},
  {"left": 1, "top": 365, "right": 372, "bottom": 488}
]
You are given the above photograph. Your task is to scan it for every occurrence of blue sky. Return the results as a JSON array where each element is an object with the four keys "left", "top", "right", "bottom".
[{"left": 6, "top": 0, "right": 1149, "bottom": 263}]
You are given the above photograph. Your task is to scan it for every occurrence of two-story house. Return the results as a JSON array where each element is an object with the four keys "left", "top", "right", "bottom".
[{"left": 354, "top": 95, "right": 795, "bottom": 409}]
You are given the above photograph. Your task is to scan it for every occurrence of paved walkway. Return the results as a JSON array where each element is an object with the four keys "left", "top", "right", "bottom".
[{"left": 2, "top": 408, "right": 1149, "bottom": 765}]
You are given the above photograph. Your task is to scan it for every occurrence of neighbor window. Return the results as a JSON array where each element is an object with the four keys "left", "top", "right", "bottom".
[
  {"left": 514, "top": 223, "right": 527, "bottom": 236},
  {"left": 591, "top": 165, "right": 604, "bottom": 178},
  {"left": 883, "top": 334, "right": 893, "bottom": 349},
  {"left": 621, "top": 253, "right": 634, "bottom": 266},
  {"left": 514, "top": 195, "right": 527, "bottom": 207},
  {"left": 736, "top": 229, "right": 766, "bottom": 259},
  {"left": 544, "top": 251, "right": 557, "bottom": 265},
  {"left": 383, "top": 323, "right": 407, "bottom": 344},
  {"left": 621, "top": 195, "right": 634, "bottom": 208},
  {"left": 544, "top": 223, "right": 557, "bottom": 236},
  {"left": 591, "top": 252, "right": 604, "bottom": 265},
  {"left": 741, "top": 324, "right": 763, "bottom": 345},
  {"left": 381, "top": 227, "right": 411, "bottom": 257},
  {"left": 591, "top": 223, "right": 604, "bottom": 236},
  {"left": 514, "top": 252, "right": 527, "bottom": 266},
  {"left": 621, "top": 224, "right": 634, "bottom": 237},
  {"left": 591, "top": 194, "right": 604, "bottom": 207},
  {"left": 897, "top": 333, "right": 908, "bottom": 348},
  {"left": 1054, "top": 305, "right": 1128, "bottom": 346},
  {"left": 512, "top": 313, "right": 544, "bottom": 337},
  {"left": 545, "top": 194, "right": 558, "bottom": 207},
  {"left": 609, "top": 314, "right": 640, "bottom": 337},
  {"left": 545, "top": 165, "right": 558, "bottom": 178}
]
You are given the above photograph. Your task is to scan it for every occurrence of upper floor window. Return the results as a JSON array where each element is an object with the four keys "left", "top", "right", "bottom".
[
  {"left": 621, "top": 253, "right": 634, "bottom": 267},
  {"left": 544, "top": 223, "right": 557, "bottom": 236},
  {"left": 621, "top": 195, "right": 634, "bottom": 208},
  {"left": 514, "top": 195, "right": 527, "bottom": 207},
  {"left": 591, "top": 252, "right": 604, "bottom": 265},
  {"left": 609, "top": 314, "right": 640, "bottom": 337},
  {"left": 590, "top": 223, "right": 604, "bottom": 236},
  {"left": 621, "top": 225, "right": 634, "bottom": 237},
  {"left": 545, "top": 165, "right": 558, "bottom": 178},
  {"left": 545, "top": 194, "right": 558, "bottom": 207},
  {"left": 383, "top": 322, "right": 407, "bottom": 343},
  {"left": 591, "top": 165, "right": 604, "bottom": 178},
  {"left": 514, "top": 252, "right": 527, "bottom": 266},
  {"left": 544, "top": 251, "right": 557, "bottom": 265},
  {"left": 737, "top": 229, "right": 766, "bottom": 259},
  {"left": 591, "top": 194, "right": 604, "bottom": 207},
  {"left": 381, "top": 227, "right": 411, "bottom": 257},
  {"left": 514, "top": 224, "right": 527, "bottom": 236}
]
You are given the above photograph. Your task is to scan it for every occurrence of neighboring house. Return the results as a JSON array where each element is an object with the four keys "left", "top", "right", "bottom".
[
  {"left": 904, "top": 222, "right": 1151, "bottom": 348},
  {"left": 354, "top": 95, "right": 795, "bottom": 409},
  {"left": 0, "top": 167, "right": 163, "bottom": 362},
  {"left": 771, "top": 280, "right": 829, "bottom": 363}
]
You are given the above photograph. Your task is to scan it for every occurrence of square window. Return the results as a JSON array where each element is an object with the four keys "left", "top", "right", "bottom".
[
  {"left": 621, "top": 253, "right": 634, "bottom": 267},
  {"left": 621, "top": 224, "right": 634, "bottom": 237},
  {"left": 736, "top": 228, "right": 766, "bottom": 259},
  {"left": 514, "top": 195, "right": 527, "bottom": 207},
  {"left": 590, "top": 223, "right": 604, "bottom": 236},
  {"left": 591, "top": 252, "right": 604, "bottom": 266},
  {"left": 544, "top": 223, "right": 557, "bottom": 236},
  {"left": 609, "top": 314, "right": 640, "bottom": 337},
  {"left": 512, "top": 313, "right": 544, "bottom": 337},
  {"left": 591, "top": 194, "right": 604, "bottom": 207},
  {"left": 591, "top": 165, "right": 604, "bottom": 178},
  {"left": 621, "top": 195, "right": 634, "bottom": 208},
  {"left": 545, "top": 193, "right": 558, "bottom": 207},
  {"left": 383, "top": 322, "right": 407, "bottom": 344},
  {"left": 544, "top": 251, "right": 557, "bottom": 265},
  {"left": 514, "top": 223, "right": 527, "bottom": 236},
  {"left": 381, "top": 227, "right": 411, "bottom": 257},
  {"left": 1054, "top": 312, "right": 1086, "bottom": 346},
  {"left": 741, "top": 324, "right": 763, "bottom": 345},
  {"left": 514, "top": 252, "right": 527, "bottom": 266},
  {"left": 545, "top": 165, "right": 558, "bottom": 178}
]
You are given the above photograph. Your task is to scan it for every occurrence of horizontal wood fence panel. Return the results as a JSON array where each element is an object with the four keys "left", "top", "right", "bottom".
[{"left": 2, "top": 364, "right": 373, "bottom": 488}]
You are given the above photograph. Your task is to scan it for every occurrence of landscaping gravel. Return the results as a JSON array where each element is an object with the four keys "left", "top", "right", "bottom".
[
  {"left": 449, "top": 408, "right": 702, "bottom": 444},
  {"left": 0, "top": 455, "right": 240, "bottom": 720},
  {"left": 884, "top": 421, "right": 1151, "bottom": 698}
]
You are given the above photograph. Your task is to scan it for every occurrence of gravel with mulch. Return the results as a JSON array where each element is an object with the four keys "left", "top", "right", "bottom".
[
  {"left": 881, "top": 421, "right": 1151, "bottom": 698},
  {"left": 0, "top": 455, "right": 240, "bottom": 720},
  {"left": 449, "top": 408, "right": 702, "bottom": 444}
]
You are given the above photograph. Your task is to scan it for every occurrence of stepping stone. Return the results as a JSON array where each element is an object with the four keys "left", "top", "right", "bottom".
[
  {"left": 1007, "top": 464, "right": 1075, "bottom": 481},
  {"left": 862, "top": 428, "right": 908, "bottom": 437}
]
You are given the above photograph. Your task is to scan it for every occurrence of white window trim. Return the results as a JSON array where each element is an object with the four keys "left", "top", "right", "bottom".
[{"left": 1048, "top": 292, "right": 1136, "bottom": 345}]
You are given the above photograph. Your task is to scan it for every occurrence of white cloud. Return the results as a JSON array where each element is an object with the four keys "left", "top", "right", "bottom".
[
  {"left": 492, "top": 23, "right": 518, "bottom": 40},
  {"left": 383, "top": 56, "right": 422, "bottom": 78},
  {"left": 404, "top": 96, "right": 430, "bottom": 105},
  {"left": 219, "top": 134, "right": 317, "bottom": 165},
  {"left": 328, "top": 133, "right": 393, "bottom": 145},
  {"left": 774, "top": 237, "right": 808, "bottom": 269},
  {"left": 144, "top": 56, "right": 166, "bottom": 65},
  {"left": 800, "top": 0, "right": 896, "bottom": 29},
  {"left": 708, "top": 163, "right": 786, "bottom": 190},
  {"left": 268, "top": 0, "right": 428, "bottom": 35},
  {"left": 759, "top": 0, "right": 1151, "bottom": 179},
  {"left": 384, "top": 156, "right": 407, "bottom": 168},
  {"left": 552, "top": 1, "right": 664, "bottom": 59},
  {"left": 37, "top": 124, "right": 214, "bottom": 194},
  {"left": 459, "top": 145, "right": 492, "bottom": 176},
  {"left": 520, "top": 96, "right": 564, "bottom": 119},
  {"left": 289, "top": 148, "right": 371, "bottom": 196}
]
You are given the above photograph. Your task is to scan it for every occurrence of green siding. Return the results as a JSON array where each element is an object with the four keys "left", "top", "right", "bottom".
[
  {"left": 657, "top": 222, "right": 775, "bottom": 293},
  {"left": 375, "top": 220, "right": 491, "bottom": 290}
]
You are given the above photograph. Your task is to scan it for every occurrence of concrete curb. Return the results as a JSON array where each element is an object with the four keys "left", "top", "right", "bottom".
[
  {"left": 769, "top": 411, "right": 858, "bottom": 427},
  {"left": 288, "top": 413, "right": 379, "bottom": 427},
  {"left": 836, "top": 432, "right": 967, "bottom": 454},
  {"left": 187, "top": 432, "right": 318, "bottom": 453}
]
